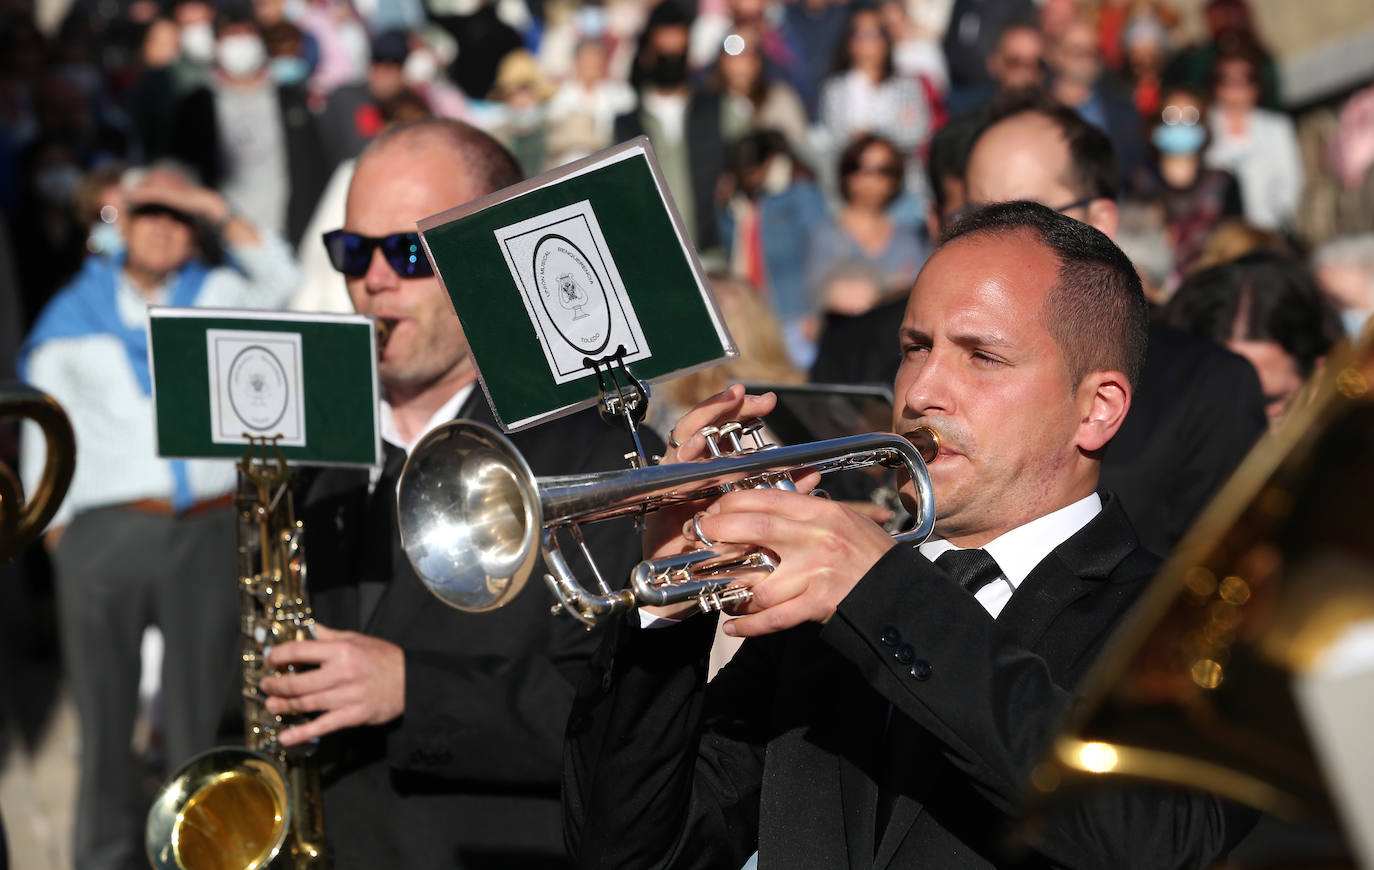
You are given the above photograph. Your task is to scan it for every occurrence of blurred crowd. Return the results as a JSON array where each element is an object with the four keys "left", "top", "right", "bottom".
[{"left": 1, "top": 0, "right": 1373, "bottom": 402}]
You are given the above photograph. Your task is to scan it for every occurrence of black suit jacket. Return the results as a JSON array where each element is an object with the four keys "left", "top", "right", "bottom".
[
  {"left": 303, "top": 394, "right": 657, "bottom": 868},
  {"left": 564, "top": 494, "right": 1253, "bottom": 868},
  {"left": 1102, "top": 324, "right": 1267, "bottom": 557}
]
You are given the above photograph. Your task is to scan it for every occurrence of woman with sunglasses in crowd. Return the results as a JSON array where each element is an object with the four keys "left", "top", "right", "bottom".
[{"left": 805, "top": 134, "right": 925, "bottom": 335}]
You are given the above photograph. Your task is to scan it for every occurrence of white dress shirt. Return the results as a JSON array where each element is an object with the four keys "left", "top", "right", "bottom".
[
  {"left": 918, "top": 492, "right": 1102, "bottom": 618},
  {"left": 370, "top": 382, "right": 475, "bottom": 492}
]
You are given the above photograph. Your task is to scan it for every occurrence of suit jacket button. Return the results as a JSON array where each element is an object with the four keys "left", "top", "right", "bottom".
[
  {"left": 910, "top": 659, "right": 932, "bottom": 681},
  {"left": 895, "top": 643, "right": 915, "bottom": 665},
  {"left": 880, "top": 627, "right": 901, "bottom": 647}
]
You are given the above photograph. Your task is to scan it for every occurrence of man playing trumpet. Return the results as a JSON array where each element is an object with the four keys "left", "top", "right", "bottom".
[{"left": 564, "top": 202, "right": 1255, "bottom": 867}]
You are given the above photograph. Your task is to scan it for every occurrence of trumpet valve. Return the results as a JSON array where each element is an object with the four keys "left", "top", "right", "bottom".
[
  {"left": 718, "top": 421, "right": 745, "bottom": 454},
  {"left": 700, "top": 426, "right": 724, "bottom": 457},
  {"left": 697, "top": 586, "right": 754, "bottom": 614},
  {"left": 740, "top": 418, "right": 769, "bottom": 450}
]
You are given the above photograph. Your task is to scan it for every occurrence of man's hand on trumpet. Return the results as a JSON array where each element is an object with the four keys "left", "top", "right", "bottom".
[
  {"left": 688, "top": 487, "right": 895, "bottom": 637},
  {"left": 647, "top": 382, "right": 892, "bottom": 633}
]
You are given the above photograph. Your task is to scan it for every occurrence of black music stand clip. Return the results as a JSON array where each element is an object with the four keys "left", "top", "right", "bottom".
[{"left": 585, "top": 345, "right": 653, "bottom": 467}]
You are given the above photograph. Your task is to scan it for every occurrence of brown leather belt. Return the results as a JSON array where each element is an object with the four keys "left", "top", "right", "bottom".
[{"left": 125, "top": 493, "right": 236, "bottom": 517}]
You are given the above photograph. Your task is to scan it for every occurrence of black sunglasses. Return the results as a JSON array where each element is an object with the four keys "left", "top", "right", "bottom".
[
  {"left": 129, "top": 202, "right": 196, "bottom": 226},
  {"left": 322, "top": 229, "right": 433, "bottom": 278}
]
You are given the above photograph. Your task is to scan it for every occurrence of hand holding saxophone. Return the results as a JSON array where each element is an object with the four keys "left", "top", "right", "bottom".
[{"left": 262, "top": 624, "right": 405, "bottom": 746}]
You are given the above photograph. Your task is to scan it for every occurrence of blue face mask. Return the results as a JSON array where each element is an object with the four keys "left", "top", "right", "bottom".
[
  {"left": 1152, "top": 122, "right": 1206, "bottom": 156},
  {"left": 270, "top": 56, "right": 311, "bottom": 86},
  {"left": 88, "top": 220, "right": 125, "bottom": 258},
  {"left": 1340, "top": 308, "right": 1369, "bottom": 338}
]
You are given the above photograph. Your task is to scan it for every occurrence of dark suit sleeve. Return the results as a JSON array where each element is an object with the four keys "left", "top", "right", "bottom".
[
  {"left": 388, "top": 585, "right": 604, "bottom": 785},
  {"left": 564, "top": 614, "right": 779, "bottom": 870},
  {"left": 821, "top": 545, "right": 1249, "bottom": 869},
  {"left": 383, "top": 418, "right": 665, "bottom": 789}
]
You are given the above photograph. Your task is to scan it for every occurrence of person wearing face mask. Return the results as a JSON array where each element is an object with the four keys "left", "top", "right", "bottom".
[
  {"left": 615, "top": 0, "right": 726, "bottom": 256},
  {"left": 1127, "top": 85, "right": 1243, "bottom": 283},
  {"left": 18, "top": 162, "right": 299, "bottom": 870},
  {"left": 169, "top": 3, "right": 328, "bottom": 248},
  {"left": 9, "top": 140, "right": 91, "bottom": 331},
  {"left": 718, "top": 130, "right": 828, "bottom": 368}
]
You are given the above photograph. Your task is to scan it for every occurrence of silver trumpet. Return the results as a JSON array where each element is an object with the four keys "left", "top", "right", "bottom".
[{"left": 397, "top": 419, "right": 938, "bottom": 626}]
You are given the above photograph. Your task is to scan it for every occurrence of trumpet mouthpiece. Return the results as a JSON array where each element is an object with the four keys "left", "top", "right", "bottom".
[{"left": 903, "top": 426, "right": 940, "bottom": 464}]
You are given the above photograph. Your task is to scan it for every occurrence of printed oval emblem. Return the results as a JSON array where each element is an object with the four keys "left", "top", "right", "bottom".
[
  {"left": 227, "top": 345, "right": 289, "bottom": 431},
  {"left": 532, "top": 234, "right": 611, "bottom": 356}
]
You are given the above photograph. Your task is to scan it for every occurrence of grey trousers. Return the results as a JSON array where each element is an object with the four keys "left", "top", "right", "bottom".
[{"left": 53, "top": 504, "right": 239, "bottom": 870}]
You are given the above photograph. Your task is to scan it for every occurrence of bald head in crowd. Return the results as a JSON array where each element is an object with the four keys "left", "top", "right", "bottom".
[{"left": 964, "top": 98, "right": 1119, "bottom": 238}]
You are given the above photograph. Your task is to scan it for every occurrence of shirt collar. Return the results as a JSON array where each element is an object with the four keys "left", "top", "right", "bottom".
[
  {"left": 380, "top": 382, "right": 475, "bottom": 456},
  {"left": 918, "top": 492, "right": 1102, "bottom": 590}
]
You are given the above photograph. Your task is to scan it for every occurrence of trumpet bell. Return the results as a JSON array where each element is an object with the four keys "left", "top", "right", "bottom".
[
  {"left": 398, "top": 421, "right": 541, "bottom": 612},
  {"left": 145, "top": 747, "right": 290, "bottom": 870}
]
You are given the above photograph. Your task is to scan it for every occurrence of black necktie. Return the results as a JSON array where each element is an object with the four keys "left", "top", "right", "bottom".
[
  {"left": 358, "top": 442, "right": 407, "bottom": 626},
  {"left": 934, "top": 547, "right": 1002, "bottom": 595}
]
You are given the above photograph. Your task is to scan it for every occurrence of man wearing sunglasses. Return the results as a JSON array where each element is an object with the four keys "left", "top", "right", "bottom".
[
  {"left": 260, "top": 118, "right": 657, "bottom": 867},
  {"left": 18, "top": 163, "right": 300, "bottom": 870}
]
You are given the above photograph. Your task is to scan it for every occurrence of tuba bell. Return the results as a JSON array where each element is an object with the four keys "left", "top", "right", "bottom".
[
  {"left": 1025, "top": 330, "right": 1374, "bottom": 858},
  {"left": 0, "top": 382, "right": 75, "bottom": 562},
  {"left": 397, "top": 419, "right": 939, "bottom": 625}
]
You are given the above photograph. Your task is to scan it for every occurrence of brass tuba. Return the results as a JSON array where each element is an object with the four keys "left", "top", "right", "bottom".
[
  {"left": 1026, "top": 331, "right": 1374, "bottom": 851},
  {"left": 0, "top": 382, "right": 75, "bottom": 562},
  {"left": 397, "top": 419, "right": 939, "bottom": 625},
  {"left": 146, "top": 437, "right": 327, "bottom": 870}
]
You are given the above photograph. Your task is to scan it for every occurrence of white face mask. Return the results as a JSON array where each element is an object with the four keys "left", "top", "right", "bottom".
[
  {"left": 180, "top": 21, "right": 216, "bottom": 63},
  {"left": 404, "top": 49, "right": 439, "bottom": 84},
  {"left": 217, "top": 34, "right": 267, "bottom": 78},
  {"left": 761, "top": 154, "right": 793, "bottom": 195}
]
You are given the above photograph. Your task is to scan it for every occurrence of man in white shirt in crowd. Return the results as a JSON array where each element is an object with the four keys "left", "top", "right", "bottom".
[{"left": 20, "top": 163, "right": 299, "bottom": 870}]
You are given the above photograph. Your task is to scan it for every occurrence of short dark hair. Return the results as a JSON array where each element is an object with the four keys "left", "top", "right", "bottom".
[
  {"left": 837, "top": 133, "right": 904, "bottom": 207},
  {"left": 214, "top": 2, "right": 258, "bottom": 34},
  {"left": 364, "top": 118, "right": 524, "bottom": 195},
  {"left": 927, "top": 107, "right": 990, "bottom": 216},
  {"left": 978, "top": 90, "right": 1119, "bottom": 201},
  {"left": 1162, "top": 251, "right": 1343, "bottom": 377},
  {"left": 830, "top": 5, "right": 894, "bottom": 81},
  {"left": 944, "top": 201, "right": 1150, "bottom": 388}
]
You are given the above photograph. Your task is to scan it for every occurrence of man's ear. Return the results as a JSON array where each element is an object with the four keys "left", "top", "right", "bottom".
[
  {"left": 1085, "top": 197, "right": 1118, "bottom": 241},
  {"left": 1076, "top": 369, "right": 1131, "bottom": 453}
]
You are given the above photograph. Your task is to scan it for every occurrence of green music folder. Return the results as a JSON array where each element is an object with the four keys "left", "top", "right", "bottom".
[
  {"left": 418, "top": 136, "right": 736, "bottom": 431},
  {"left": 147, "top": 308, "right": 381, "bottom": 465}
]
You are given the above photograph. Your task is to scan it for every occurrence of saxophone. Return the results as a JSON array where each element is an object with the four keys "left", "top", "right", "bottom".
[{"left": 146, "top": 436, "right": 328, "bottom": 870}]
